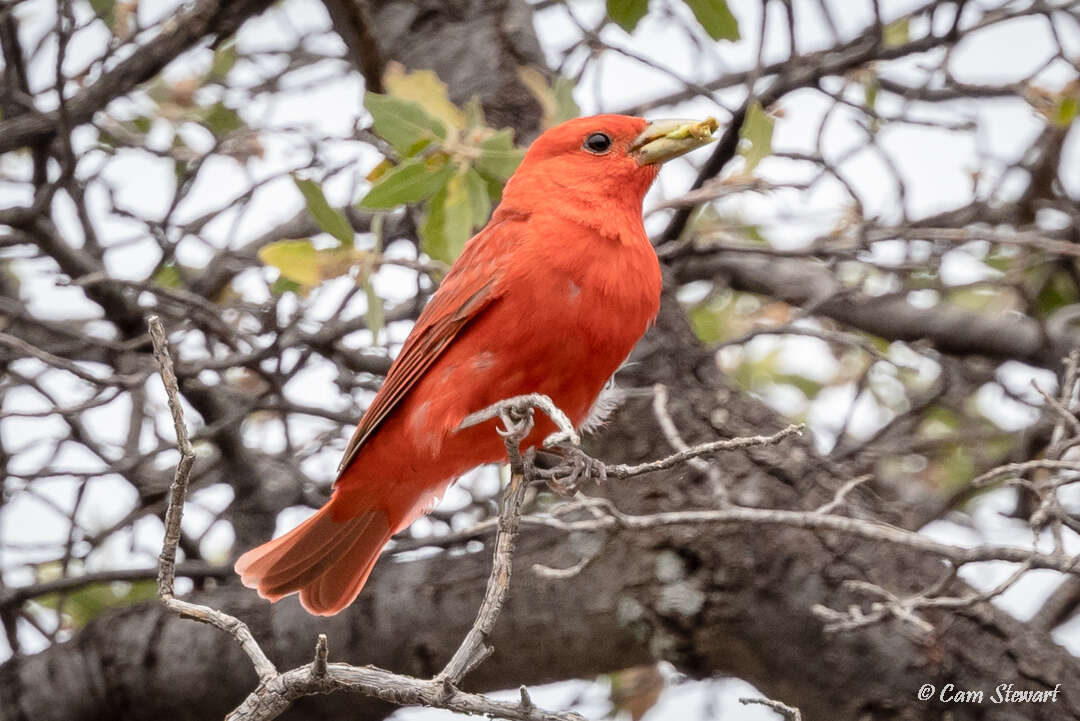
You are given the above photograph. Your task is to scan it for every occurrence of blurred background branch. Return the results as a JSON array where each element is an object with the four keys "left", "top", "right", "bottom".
[{"left": 1, "top": 0, "right": 1080, "bottom": 720}]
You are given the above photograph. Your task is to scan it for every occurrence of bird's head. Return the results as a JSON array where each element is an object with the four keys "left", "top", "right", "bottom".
[{"left": 497, "top": 114, "right": 718, "bottom": 236}]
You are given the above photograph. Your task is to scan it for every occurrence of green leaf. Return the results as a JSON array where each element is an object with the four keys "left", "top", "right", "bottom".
[
  {"left": 463, "top": 97, "right": 486, "bottom": 129},
  {"left": 1037, "top": 270, "right": 1078, "bottom": 316},
  {"left": 365, "top": 158, "right": 394, "bottom": 184},
  {"left": 358, "top": 156, "right": 455, "bottom": 209},
  {"left": 37, "top": 579, "right": 157, "bottom": 628},
  {"left": 271, "top": 276, "right": 303, "bottom": 295},
  {"left": 145, "top": 78, "right": 172, "bottom": 106},
  {"left": 364, "top": 92, "right": 447, "bottom": 157},
  {"left": 1054, "top": 95, "right": 1079, "bottom": 128},
  {"left": 862, "top": 70, "right": 882, "bottom": 134},
  {"left": 607, "top": 0, "right": 649, "bottom": 33},
  {"left": 517, "top": 68, "right": 580, "bottom": 129},
  {"left": 89, "top": 0, "right": 116, "bottom": 27},
  {"left": 688, "top": 301, "right": 725, "bottom": 344},
  {"left": 863, "top": 71, "right": 879, "bottom": 113},
  {"left": 481, "top": 172, "right": 504, "bottom": 204},
  {"left": 775, "top": 374, "right": 824, "bottom": 400},
  {"left": 909, "top": 268, "right": 939, "bottom": 289},
  {"left": 932, "top": 444, "right": 975, "bottom": 491},
  {"left": 683, "top": 0, "right": 739, "bottom": 41},
  {"left": 382, "top": 65, "right": 465, "bottom": 132},
  {"left": 420, "top": 175, "right": 472, "bottom": 263},
  {"left": 420, "top": 188, "right": 449, "bottom": 263},
  {"left": 551, "top": 76, "right": 581, "bottom": 125},
  {"left": 948, "top": 287, "right": 1000, "bottom": 313},
  {"left": 463, "top": 168, "right": 492, "bottom": 227},
  {"left": 921, "top": 406, "right": 961, "bottom": 439},
  {"left": 258, "top": 239, "right": 321, "bottom": 287},
  {"left": 364, "top": 278, "right": 385, "bottom": 341},
  {"left": 474, "top": 130, "right": 524, "bottom": 182},
  {"left": 294, "top": 178, "right": 354, "bottom": 246},
  {"left": 882, "top": 18, "right": 909, "bottom": 48},
  {"left": 743, "top": 225, "right": 768, "bottom": 245},
  {"left": 173, "top": 158, "right": 191, "bottom": 184},
  {"left": 209, "top": 43, "right": 238, "bottom": 83},
  {"left": 153, "top": 263, "right": 183, "bottom": 289},
  {"left": 442, "top": 175, "right": 474, "bottom": 257},
  {"left": 97, "top": 129, "right": 118, "bottom": 149},
  {"left": 738, "top": 101, "right": 774, "bottom": 173},
  {"left": 316, "top": 247, "right": 360, "bottom": 281},
  {"left": 201, "top": 101, "right": 242, "bottom": 136},
  {"left": 985, "top": 249, "right": 1016, "bottom": 273}
]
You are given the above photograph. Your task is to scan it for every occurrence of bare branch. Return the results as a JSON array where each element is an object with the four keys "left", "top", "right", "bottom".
[
  {"left": 149, "top": 315, "right": 278, "bottom": 685},
  {"left": 739, "top": 696, "right": 803, "bottom": 721},
  {"left": 0, "top": 0, "right": 275, "bottom": 154}
]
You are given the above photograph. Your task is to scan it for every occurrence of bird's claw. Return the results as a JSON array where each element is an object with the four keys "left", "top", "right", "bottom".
[
  {"left": 545, "top": 445, "right": 606, "bottom": 496},
  {"left": 496, "top": 406, "right": 535, "bottom": 442}
]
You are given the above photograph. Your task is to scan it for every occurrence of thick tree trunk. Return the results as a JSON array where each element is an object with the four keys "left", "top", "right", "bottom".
[
  {"left": 1, "top": 2, "right": 1077, "bottom": 720},
  {"left": 2, "top": 299, "right": 1078, "bottom": 721}
]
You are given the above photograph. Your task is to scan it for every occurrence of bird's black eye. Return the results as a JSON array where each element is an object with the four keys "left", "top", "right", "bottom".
[{"left": 583, "top": 132, "right": 612, "bottom": 154}]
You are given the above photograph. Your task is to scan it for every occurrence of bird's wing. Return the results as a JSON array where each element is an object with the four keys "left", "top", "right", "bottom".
[{"left": 335, "top": 213, "right": 522, "bottom": 477}]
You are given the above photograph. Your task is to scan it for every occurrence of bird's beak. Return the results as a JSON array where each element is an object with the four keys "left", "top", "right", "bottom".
[{"left": 631, "top": 118, "right": 719, "bottom": 165}]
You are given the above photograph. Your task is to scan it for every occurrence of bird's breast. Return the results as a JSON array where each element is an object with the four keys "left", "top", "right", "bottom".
[
  {"left": 525, "top": 221, "right": 661, "bottom": 348},
  {"left": 491, "top": 218, "right": 661, "bottom": 420}
]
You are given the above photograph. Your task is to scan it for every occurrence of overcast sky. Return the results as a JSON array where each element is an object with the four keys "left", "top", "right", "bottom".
[{"left": 2, "top": 0, "right": 1079, "bottom": 718}]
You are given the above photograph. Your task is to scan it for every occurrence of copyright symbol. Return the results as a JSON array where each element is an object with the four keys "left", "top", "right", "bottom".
[{"left": 917, "top": 684, "right": 935, "bottom": 701}]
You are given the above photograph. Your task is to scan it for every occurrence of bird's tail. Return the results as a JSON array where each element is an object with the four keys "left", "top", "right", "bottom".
[{"left": 234, "top": 500, "right": 392, "bottom": 616}]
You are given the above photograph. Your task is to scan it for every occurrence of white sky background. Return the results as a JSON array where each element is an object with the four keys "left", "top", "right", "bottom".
[{"left": 1, "top": 0, "right": 1079, "bottom": 719}]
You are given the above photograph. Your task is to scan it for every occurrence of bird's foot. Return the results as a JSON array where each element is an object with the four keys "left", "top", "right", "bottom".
[
  {"left": 542, "top": 427, "right": 581, "bottom": 449},
  {"left": 543, "top": 445, "right": 606, "bottom": 496}
]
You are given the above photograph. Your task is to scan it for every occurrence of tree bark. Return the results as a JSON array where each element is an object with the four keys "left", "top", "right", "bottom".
[
  {"left": 2, "top": 2, "right": 1078, "bottom": 720},
  {"left": 2, "top": 299, "right": 1078, "bottom": 721}
]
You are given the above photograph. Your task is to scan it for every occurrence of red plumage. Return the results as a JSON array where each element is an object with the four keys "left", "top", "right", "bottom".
[{"left": 236, "top": 115, "right": 684, "bottom": 615}]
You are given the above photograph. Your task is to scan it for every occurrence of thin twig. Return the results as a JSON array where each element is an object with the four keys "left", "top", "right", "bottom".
[
  {"left": 739, "top": 696, "right": 803, "bottom": 721},
  {"left": 0, "top": 331, "right": 146, "bottom": 386},
  {"left": 147, "top": 386, "right": 584, "bottom": 721},
  {"left": 438, "top": 395, "right": 556, "bottom": 685},
  {"left": 149, "top": 315, "right": 195, "bottom": 599},
  {"left": 149, "top": 315, "right": 278, "bottom": 684},
  {"left": 513, "top": 503, "right": 1080, "bottom": 575},
  {"left": 972, "top": 459, "right": 1080, "bottom": 488},
  {"left": 652, "top": 383, "right": 728, "bottom": 502},
  {"left": 311, "top": 634, "right": 328, "bottom": 680},
  {"left": 0, "top": 562, "right": 229, "bottom": 610},
  {"left": 814, "top": 474, "right": 873, "bottom": 515},
  {"left": 605, "top": 424, "right": 803, "bottom": 479},
  {"left": 1033, "top": 380, "right": 1080, "bottom": 442}
]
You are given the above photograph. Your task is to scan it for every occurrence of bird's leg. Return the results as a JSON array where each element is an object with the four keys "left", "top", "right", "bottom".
[
  {"left": 542, "top": 427, "right": 580, "bottom": 448},
  {"left": 495, "top": 404, "right": 535, "bottom": 445},
  {"left": 461, "top": 393, "right": 578, "bottom": 446}
]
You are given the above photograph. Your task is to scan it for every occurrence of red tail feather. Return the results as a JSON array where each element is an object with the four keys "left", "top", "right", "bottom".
[{"left": 234, "top": 501, "right": 392, "bottom": 616}]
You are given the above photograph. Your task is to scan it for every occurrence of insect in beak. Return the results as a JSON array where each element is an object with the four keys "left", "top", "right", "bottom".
[{"left": 631, "top": 117, "right": 719, "bottom": 165}]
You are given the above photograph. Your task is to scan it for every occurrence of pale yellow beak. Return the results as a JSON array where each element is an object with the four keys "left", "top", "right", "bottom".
[{"left": 631, "top": 117, "right": 719, "bottom": 165}]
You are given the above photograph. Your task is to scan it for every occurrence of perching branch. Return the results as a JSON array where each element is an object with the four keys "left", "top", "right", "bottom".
[
  {"left": 437, "top": 397, "right": 544, "bottom": 685},
  {"left": 150, "top": 360, "right": 587, "bottom": 721},
  {"left": 148, "top": 330, "right": 1080, "bottom": 720},
  {"left": 149, "top": 315, "right": 278, "bottom": 685}
]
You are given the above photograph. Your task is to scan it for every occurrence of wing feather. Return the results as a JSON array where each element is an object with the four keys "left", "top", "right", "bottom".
[{"left": 335, "top": 213, "right": 524, "bottom": 477}]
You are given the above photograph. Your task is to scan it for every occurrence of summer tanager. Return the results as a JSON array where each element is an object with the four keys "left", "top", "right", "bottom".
[{"left": 236, "top": 114, "right": 718, "bottom": 615}]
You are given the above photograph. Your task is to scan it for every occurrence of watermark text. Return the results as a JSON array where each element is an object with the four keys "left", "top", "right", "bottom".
[{"left": 917, "top": 683, "right": 1061, "bottom": 704}]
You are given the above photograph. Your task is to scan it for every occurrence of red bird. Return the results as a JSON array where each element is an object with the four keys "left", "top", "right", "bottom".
[{"left": 236, "top": 114, "right": 718, "bottom": 615}]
